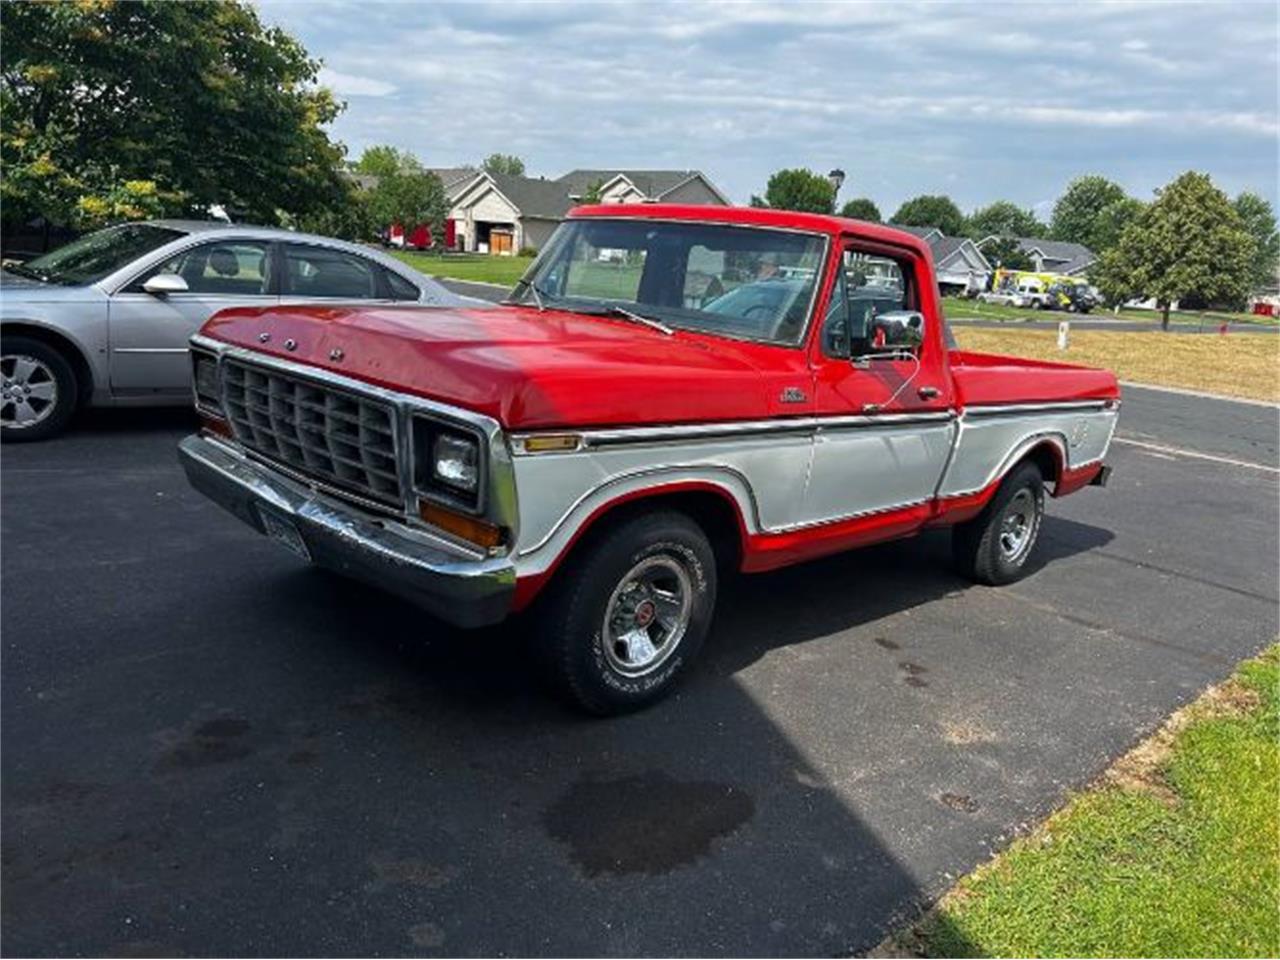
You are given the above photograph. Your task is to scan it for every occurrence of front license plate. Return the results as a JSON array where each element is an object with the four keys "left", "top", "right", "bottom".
[{"left": 259, "top": 506, "right": 311, "bottom": 562}]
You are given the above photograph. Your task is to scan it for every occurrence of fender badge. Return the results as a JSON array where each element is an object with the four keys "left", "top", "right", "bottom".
[
  {"left": 284, "top": 338, "right": 298, "bottom": 352},
  {"left": 329, "top": 348, "right": 344, "bottom": 362},
  {"left": 258, "top": 332, "right": 271, "bottom": 343},
  {"left": 780, "top": 386, "right": 807, "bottom": 404}
]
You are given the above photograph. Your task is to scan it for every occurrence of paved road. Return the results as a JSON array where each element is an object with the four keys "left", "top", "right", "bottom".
[
  {"left": 3, "top": 389, "right": 1276, "bottom": 956},
  {"left": 948, "top": 317, "right": 1278, "bottom": 334}
]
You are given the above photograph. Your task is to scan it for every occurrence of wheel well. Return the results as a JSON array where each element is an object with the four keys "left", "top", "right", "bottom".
[
  {"left": 1, "top": 323, "right": 95, "bottom": 406},
  {"left": 1019, "top": 440, "right": 1064, "bottom": 489},
  {"left": 569, "top": 488, "right": 746, "bottom": 579}
]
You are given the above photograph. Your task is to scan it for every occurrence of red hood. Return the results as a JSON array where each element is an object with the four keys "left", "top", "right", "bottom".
[{"left": 202, "top": 303, "right": 795, "bottom": 429}]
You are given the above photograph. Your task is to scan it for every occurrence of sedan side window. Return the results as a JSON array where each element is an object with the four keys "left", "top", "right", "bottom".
[
  {"left": 283, "top": 244, "right": 380, "bottom": 299},
  {"left": 137, "top": 241, "right": 272, "bottom": 296},
  {"left": 384, "top": 269, "right": 421, "bottom": 301}
]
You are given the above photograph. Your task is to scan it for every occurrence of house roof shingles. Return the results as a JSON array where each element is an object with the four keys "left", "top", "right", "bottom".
[
  {"left": 485, "top": 173, "right": 577, "bottom": 219},
  {"left": 555, "top": 169, "right": 703, "bottom": 199}
]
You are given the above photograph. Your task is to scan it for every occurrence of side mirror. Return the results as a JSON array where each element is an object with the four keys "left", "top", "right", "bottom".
[
  {"left": 143, "top": 274, "right": 188, "bottom": 296},
  {"left": 855, "top": 310, "right": 926, "bottom": 362}
]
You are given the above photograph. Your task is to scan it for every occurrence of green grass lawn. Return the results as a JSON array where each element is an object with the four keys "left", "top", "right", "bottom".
[
  {"left": 897, "top": 645, "right": 1280, "bottom": 958},
  {"left": 943, "top": 295, "right": 1276, "bottom": 327},
  {"left": 389, "top": 250, "right": 530, "bottom": 288}
]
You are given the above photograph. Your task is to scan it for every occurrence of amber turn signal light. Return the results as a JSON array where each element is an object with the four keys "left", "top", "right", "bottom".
[{"left": 419, "top": 501, "right": 504, "bottom": 549}]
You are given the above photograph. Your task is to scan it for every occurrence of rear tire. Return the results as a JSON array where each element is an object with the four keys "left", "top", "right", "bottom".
[
  {"left": 952, "top": 461, "right": 1045, "bottom": 585},
  {"left": 1, "top": 335, "right": 78, "bottom": 442},
  {"left": 534, "top": 510, "right": 717, "bottom": 715}
]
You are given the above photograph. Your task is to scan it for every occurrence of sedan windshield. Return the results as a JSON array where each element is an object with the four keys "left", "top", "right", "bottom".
[
  {"left": 16, "top": 223, "right": 184, "bottom": 286},
  {"left": 513, "top": 219, "right": 827, "bottom": 345}
]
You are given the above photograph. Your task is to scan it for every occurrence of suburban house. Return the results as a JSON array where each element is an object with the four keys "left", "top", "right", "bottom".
[
  {"left": 896, "top": 226, "right": 994, "bottom": 295},
  {"left": 448, "top": 168, "right": 728, "bottom": 254},
  {"left": 976, "top": 235, "right": 1097, "bottom": 275}
]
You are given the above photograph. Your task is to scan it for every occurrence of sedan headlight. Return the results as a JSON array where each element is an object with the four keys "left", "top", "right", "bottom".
[{"left": 433, "top": 432, "right": 479, "bottom": 492}]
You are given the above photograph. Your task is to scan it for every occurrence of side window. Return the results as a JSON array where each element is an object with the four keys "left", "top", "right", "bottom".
[
  {"left": 384, "top": 269, "right": 420, "bottom": 301},
  {"left": 823, "top": 248, "right": 914, "bottom": 357},
  {"left": 138, "top": 241, "right": 271, "bottom": 295},
  {"left": 283, "top": 244, "right": 380, "bottom": 299}
]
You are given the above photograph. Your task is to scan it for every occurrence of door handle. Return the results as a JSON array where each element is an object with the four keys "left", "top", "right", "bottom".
[{"left": 917, "top": 386, "right": 940, "bottom": 400}]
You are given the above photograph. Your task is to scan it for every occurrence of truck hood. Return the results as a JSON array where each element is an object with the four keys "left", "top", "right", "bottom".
[{"left": 202, "top": 303, "right": 782, "bottom": 429}]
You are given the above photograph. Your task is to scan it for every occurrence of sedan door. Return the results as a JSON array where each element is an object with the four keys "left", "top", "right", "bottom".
[{"left": 108, "top": 239, "right": 277, "bottom": 396}]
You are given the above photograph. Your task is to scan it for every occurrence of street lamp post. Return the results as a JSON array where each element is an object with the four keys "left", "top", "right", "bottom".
[{"left": 824, "top": 171, "right": 844, "bottom": 212}]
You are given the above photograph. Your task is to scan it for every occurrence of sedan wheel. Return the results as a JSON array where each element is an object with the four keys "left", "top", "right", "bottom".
[
  {"left": 1, "top": 354, "right": 59, "bottom": 430},
  {"left": 0, "top": 336, "right": 78, "bottom": 441}
]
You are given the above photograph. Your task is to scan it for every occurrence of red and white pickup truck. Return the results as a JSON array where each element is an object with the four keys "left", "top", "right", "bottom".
[{"left": 180, "top": 205, "right": 1118, "bottom": 713}]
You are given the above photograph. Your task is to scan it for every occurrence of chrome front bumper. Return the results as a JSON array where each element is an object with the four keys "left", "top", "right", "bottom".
[{"left": 178, "top": 434, "right": 516, "bottom": 628}]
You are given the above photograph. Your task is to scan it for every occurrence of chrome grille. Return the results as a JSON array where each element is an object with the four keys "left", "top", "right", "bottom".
[{"left": 221, "top": 360, "right": 403, "bottom": 507}]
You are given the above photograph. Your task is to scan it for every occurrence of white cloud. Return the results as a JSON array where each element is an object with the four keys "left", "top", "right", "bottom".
[
  {"left": 316, "top": 67, "right": 396, "bottom": 98},
  {"left": 264, "top": 1, "right": 1277, "bottom": 212}
]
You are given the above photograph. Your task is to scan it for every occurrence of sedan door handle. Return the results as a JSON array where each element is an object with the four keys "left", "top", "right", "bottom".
[{"left": 917, "top": 386, "right": 940, "bottom": 400}]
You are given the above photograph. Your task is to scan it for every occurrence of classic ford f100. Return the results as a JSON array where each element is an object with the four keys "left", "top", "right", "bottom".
[{"left": 179, "top": 205, "right": 1118, "bottom": 713}]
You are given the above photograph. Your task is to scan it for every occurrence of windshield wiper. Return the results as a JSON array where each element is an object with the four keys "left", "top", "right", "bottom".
[{"left": 604, "top": 304, "right": 674, "bottom": 336}]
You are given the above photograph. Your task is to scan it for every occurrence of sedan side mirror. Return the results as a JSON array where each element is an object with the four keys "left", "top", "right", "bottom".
[{"left": 143, "top": 274, "right": 189, "bottom": 296}]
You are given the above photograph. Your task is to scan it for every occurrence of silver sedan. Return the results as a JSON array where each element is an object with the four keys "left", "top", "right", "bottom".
[{"left": 0, "top": 220, "right": 478, "bottom": 440}]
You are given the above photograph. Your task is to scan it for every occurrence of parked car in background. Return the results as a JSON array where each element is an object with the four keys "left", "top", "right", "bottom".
[
  {"left": 0, "top": 221, "right": 479, "bottom": 440},
  {"left": 180, "top": 204, "right": 1119, "bottom": 714}
]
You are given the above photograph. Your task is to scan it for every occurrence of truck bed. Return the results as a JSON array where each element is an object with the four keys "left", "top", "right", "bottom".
[{"left": 949, "top": 349, "right": 1120, "bottom": 408}]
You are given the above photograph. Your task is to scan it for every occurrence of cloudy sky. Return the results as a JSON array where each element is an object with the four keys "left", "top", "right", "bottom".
[{"left": 259, "top": 1, "right": 1278, "bottom": 217}]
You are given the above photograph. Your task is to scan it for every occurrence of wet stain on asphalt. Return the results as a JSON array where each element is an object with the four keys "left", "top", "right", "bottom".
[
  {"left": 939, "top": 792, "right": 980, "bottom": 813},
  {"left": 543, "top": 771, "right": 754, "bottom": 877},
  {"left": 873, "top": 637, "right": 901, "bottom": 650},
  {"left": 157, "top": 716, "right": 252, "bottom": 769}
]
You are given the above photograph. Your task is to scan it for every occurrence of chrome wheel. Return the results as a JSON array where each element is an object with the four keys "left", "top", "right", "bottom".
[
  {"left": 601, "top": 555, "right": 693, "bottom": 677},
  {"left": 1, "top": 354, "right": 58, "bottom": 430},
  {"left": 998, "top": 488, "right": 1039, "bottom": 563}
]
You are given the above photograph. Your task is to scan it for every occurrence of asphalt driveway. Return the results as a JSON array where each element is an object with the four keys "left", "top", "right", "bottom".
[{"left": 2, "top": 389, "right": 1276, "bottom": 956}]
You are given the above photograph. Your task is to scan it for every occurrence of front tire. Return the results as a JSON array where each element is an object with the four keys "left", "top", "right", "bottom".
[
  {"left": 1, "top": 336, "right": 78, "bottom": 442},
  {"left": 952, "top": 461, "right": 1045, "bottom": 585},
  {"left": 535, "top": 510, "right": 717, "bottom": 715}
]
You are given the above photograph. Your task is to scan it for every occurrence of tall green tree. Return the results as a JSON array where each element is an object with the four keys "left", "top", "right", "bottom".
[
  {"left": 889, "top": 194, "right": 966, "bottom": 237},
  {"left": 368, "top": 158, "right": 448, "bottom": 248},
  {"left": 979, "top": 237, "right": 1034, "bottom": 271},
  {"left": 0, "top": 0, "right": 347, "bottom": 232},
  {"left": 1050, "top": 175, "right": 1129, "bottom": 250},
  {"left": 840, "top": 197, "right": 881, "bottom": 222},
  {"left": 1093, "top": 172, "right": 1255, "bottom": 329},
  {"left": 354, "top": 146, "right": 407, "bottom": 178},
  {"left": 966, "top": 201, "right": 1046, "bottom": 240},
  {"left": 1089, "top": 196, "right": 1146, "bottom": 254},
  {"left": 482, "top": 153, "right": 526, "bottom": 177},
  {"left": 758, "top": 169, "right": 835, "bottom": 214},
  {"left": 1232, "top": 192, "right": 1280, "bottom": 289}
]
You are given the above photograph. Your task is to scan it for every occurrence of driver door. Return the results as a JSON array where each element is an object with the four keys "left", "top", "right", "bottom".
[
  {"left": 797, "top": 242, "right": 954, "bottom": 528},
  {"left": 108, "top": 239, "right": 277, "bottom": 396}
]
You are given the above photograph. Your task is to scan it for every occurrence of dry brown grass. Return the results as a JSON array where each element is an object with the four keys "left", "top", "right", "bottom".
[{"left": 953, "top": 327, "right": 1280, "bottom": 403}]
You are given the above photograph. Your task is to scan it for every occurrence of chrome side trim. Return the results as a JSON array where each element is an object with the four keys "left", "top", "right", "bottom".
[
  {"left": 511, "top": 410, "right": 955, "bottom": 454},
  {"left": 767, "top": 495, "right": 933, "bottom": 533},
  {"left": 963, "top": 399, "right": 1116, "bottom": 418},
  {"left": 113, "top": 347, "right": 190, "bottom": 354}
]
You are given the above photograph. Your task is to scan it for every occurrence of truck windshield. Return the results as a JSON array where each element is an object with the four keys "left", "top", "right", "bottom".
[
  {"left": 16, "top": 223, "right": 185, "bottom": 286},
  {"left": 512, "top": 219, "right": 827, "bottom": 345}
]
